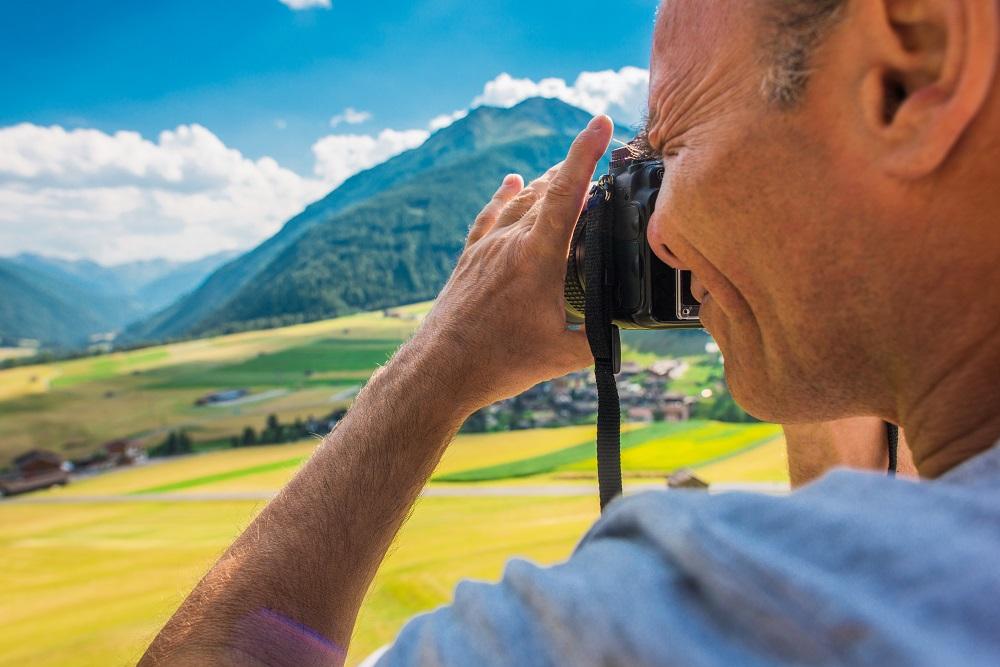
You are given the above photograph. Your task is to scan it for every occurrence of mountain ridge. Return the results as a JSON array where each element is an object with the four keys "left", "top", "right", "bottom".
[
  {"left": 0, "top": 251, "right": 238, "bottom": 347},
  {"left": 127, "top": 98, "right": 633, "bottom": 341}
]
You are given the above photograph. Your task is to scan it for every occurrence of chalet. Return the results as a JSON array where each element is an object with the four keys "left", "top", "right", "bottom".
[
  {"left": 649, "top": 359, "right": 681, "bottom": 377},
  {"left": 195, "top": 389, "right": 249, "bottom": 406},
  {"left": 628, "top": 407, "right": 656, "bottom": 423},
  {"left": 103, "top": 440, "right": 144, "bottom": 466},
  {"left": 0, "top": 449, "right": 70, "bottom": 496},
  {"left": 661, "top": 394, "right": 692, "bottom": 422},
  {"left": 667, "top": 469, "right": 710, "bottom": 490}
]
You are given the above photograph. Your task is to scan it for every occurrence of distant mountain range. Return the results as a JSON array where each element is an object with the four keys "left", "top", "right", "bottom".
[
  {"left": 3, "top": 98, "right": 708, "bottom": 356},
  {"left": 0, "top": 251, "right": 237, "bottom": 347},
  {"left": 125, "top": 98, "right": 634, "bottom": 342}
]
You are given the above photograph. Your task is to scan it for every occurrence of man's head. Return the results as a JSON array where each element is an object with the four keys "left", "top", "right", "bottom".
[{"left": 645, "top": 0, "right": 1000, "bottom": 472}]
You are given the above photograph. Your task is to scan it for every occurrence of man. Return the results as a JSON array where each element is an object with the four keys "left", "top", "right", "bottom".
[{"left": 142, "top": 0, "right": 1000, "bottom": 664}]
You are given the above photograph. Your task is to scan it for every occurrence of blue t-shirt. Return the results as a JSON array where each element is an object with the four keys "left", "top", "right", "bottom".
[{"left": 379, "top": 442, "right": 1000, "bottom": 666}]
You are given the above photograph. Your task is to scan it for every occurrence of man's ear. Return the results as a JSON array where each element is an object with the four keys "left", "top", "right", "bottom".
[{"left": 858, "top": 0, "right": 999, "bottom": 178}]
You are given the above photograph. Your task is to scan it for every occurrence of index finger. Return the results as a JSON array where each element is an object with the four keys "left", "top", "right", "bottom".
[{"left": 532, "top": 115, "right": 614, "bottom": 245}]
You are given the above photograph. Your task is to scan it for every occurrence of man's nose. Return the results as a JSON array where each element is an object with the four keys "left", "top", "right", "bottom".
[{"left": 647, "top": 215, "right": 688, "bottom": 270}]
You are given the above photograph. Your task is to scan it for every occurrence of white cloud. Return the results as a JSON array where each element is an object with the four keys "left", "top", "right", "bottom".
[
  {"left": 0, "top": 120, "right": 434, "bottom": 263},
  {"left": 278, "top": 0, "right": 331, "bottom": 9},
  {"left": 274, "top": 118, "right": 288, "bottom": 130},
  {"left": 428, "top": 109, "right": 468, "bottom": 131},
  {"left": 475, "top": 68, "right": 649, "bottom": 125},
  {"left": 0, "top": 124, "right": 328, "bottom": 264},
  {"left": 444, "top": 67, "right": 650, "bottom": 129},
  {"left": 329, "top": 107, "right": 372, "bottom": 128},
  {"left": 0, "top": 66, "right": 650, "bottom": 264},
  {"left": 311, "top": 128, "right": 429, "bottom": 188}
]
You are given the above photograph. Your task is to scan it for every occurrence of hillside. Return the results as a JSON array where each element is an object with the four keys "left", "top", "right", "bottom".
[
  {"left": 0, "top": 260, "right": 113, "bottom": 346},
  {"left": 196, "top": 135, "right": 596, "bottom": 332},
  {"left": 128, "top": 98, "right": 632, "bottom": 340},
  {"left": 0, "top": 252, "right": 237, "bottom": 347}
]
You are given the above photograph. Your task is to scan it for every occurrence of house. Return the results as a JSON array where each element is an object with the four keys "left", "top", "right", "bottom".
[
  {"left": 627, "top": 407, "right": 656, "bottom": 423},
  {"left": 667, "top": 469, "right": 710, "bottom": 490},
  {"left": 649, "top": 359, "right": 680, "bottom": 377},
  {"left": 13, "top": 450, "right": 66, "bottom": 477},
  {"left": 0, "top": 450, "right": 70, "bottom": 496},
  {"left": 103, "top": 440, "right": 145, "bottom": 466},
  {"left": 661, "top": 394, "right": 692, "bottom": 422},
  {"left": 195, "top": 389, "right": 249, "bottom": 406}
]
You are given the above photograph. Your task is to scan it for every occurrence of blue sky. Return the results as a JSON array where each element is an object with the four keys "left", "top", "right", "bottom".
[{"left": 0, "top": 0, "right": 659, "bottom": 263}]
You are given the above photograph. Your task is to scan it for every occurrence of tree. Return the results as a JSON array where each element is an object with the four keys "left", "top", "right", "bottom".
[
  {"left": 266, "top": 414, "right": 280, "bottom": 431},
  {"left": 149, "top": 430, "right": 194, "bottom": 458},
  {"left": 692, "top": 387, "right": 758, "bottom": 423}
]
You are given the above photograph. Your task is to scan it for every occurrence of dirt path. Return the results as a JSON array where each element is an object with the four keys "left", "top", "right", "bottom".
[{"left": 2, "top": 482, "right": 788, "bottom": 505}]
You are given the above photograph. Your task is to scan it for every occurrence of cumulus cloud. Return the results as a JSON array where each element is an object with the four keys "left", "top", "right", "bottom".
[
  {"left": 425, "top": 67, "right": 650, "bottom": 133},
  {"left": 428, "top": 109, "right": 469, "bottom": 131},
  {"left": 311, "top": 128, "right": 429, "bottom": 188},
  {"left": 329, "top": 107, "right": 372, "bottom": 128},
  {"left": 471, "top": 67, "right": 650, "bottom": 126},
  {"left": 0, "top": 124, "right": 328, "bottom": 264},
  {"left": 0, "top": 66, "right": 650, "bottom": 264},
  {"left": 0, "top": 120, "right": 434, "bottom": 263},
  {"left": 278, "top": 0, "right": 331, "bottom": 9}
]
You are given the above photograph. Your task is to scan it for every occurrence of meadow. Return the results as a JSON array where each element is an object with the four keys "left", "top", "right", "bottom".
[
  {"left": 0, "top": 305, "right": 789, "bottom": 666},
  {"left": 0, "top": 305, "right": 429, "bottom": 462},
  {"left": 0, "top": 424, "right": 787, "bottom": 666}
]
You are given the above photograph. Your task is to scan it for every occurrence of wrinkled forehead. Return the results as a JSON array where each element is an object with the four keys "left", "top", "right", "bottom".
[{"left": 647, "top": 0, "right": 760, "bottom": 139}]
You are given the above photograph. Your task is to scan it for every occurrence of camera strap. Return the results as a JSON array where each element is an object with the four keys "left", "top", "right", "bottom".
[
  {"left": 582, "top": 187, "right": 623, "bottom": 511},
  {"left": 886, "top": 422, "right": 899, "bottom": 476}
]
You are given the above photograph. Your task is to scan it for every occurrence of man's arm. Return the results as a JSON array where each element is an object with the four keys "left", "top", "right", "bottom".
[{"left": 139, "top": 115, "right": 615, "bottom": 666}]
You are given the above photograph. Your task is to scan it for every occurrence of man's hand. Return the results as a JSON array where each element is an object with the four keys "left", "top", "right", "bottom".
[{"left": 410, "top": 114, "right": 615, "bottom": 414}]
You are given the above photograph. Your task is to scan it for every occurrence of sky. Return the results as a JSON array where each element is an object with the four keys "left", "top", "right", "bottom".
[{"left": 0, "top": 0, "right": 659, "bottom": 265}]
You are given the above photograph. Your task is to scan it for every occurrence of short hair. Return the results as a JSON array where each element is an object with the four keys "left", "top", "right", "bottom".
[{"left": 761, "top": 0, "right": 847, "bottom": 108}]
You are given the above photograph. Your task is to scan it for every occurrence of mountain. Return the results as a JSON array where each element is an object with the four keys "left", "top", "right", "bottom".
[
  {"left": 0, "top": 251, "right": 237, "bottom": 347},
  {"left": 132, "top": 252, "right": 241, "bottom": 314},
  {"left": 129, "top": 98, "right": 633, "bottom": 340},
  {"left": 0, "top": 259, "right": 115, "bottom": 346}
]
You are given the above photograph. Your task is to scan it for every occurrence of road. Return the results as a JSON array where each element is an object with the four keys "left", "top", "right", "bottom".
[{"left": 2, "top": 482, "right": 789, "bottom": 505}]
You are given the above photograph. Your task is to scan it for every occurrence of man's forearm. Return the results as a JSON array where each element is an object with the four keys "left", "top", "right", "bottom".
[
  {"left": 140, "top": 336, "right": 470, "bottom": 665},
  {"left": 141, "top": 116, "right": 614, "bottom": 666}
]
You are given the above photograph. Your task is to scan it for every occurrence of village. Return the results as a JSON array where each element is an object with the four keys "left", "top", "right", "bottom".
[
  {"left": 463, "top": 359, "right": 697, "bottom": 432},
  {"left": 0, "top": 358, "right": 706, "bottom": 497}
]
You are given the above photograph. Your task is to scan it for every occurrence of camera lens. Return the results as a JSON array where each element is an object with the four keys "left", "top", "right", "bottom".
[{"left": 564, "top": 214, "right": 588, "bottom": 324}]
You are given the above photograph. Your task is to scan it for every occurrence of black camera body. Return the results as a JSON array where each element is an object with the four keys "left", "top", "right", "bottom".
[{"left": 564, "top": 145, "right": 703, "bottom": 330}]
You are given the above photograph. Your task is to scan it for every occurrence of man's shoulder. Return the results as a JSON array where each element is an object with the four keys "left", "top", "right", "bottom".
[
  {"left": 588, "top": 456, "right": 1000, "bottom": 565},
  {"left": 381, "top": 451, "right": 1000, "bottom": 666}
]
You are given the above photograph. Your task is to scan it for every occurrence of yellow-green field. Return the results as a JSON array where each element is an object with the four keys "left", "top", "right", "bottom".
[
  {"left": 0, "top": 304, "right": 431, "bottom": 462},
  {"left": 0, "top": 495, "right": 599, "bottom": 666},
  {"left": 0, "top": 305, "right": 790, "bottom": 666},
  {"left": 0, "top": 347, "right": 38, "bottom": 362},
  {"left": 0, "top": 423, "right": 788, "bottom": 666}
]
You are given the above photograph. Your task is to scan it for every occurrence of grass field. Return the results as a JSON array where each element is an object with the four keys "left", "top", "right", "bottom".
[
  {"left": 0, "top": 495, "right": 599, "bottom": 667},
  {"left": 667, "top": 355, "right": 725, "bottom": 396},
  {"left": 559, "top": 421, "right": 782, "bottom": 474},
  {"left": 0, "top": 305, "right": 430, "bottom": 463},
  {"left": 0, "top": 419, "right": 789, "bottom": 666},
  {"left": 0, "top": 303, "right": 792, "bottom": 666}
]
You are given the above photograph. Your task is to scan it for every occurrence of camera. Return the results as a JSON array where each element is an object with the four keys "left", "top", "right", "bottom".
[{"left": 564, "top": 144, "right": 703, "bottom": 330}]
